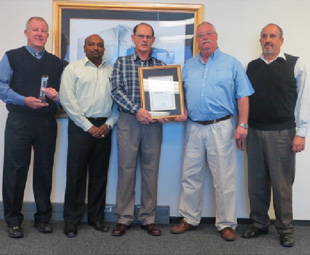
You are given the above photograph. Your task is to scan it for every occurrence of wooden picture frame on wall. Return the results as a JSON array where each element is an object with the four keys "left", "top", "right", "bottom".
[
  {"left": 52, "top": 1, "right": 203, "bottom": 118},
  {"left": 52, "top": 0, "right": 204, "bottom": 66}
]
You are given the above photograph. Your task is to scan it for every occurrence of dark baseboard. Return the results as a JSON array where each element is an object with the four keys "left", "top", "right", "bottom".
[
  {"left": 1, "top": 202, "right": 309, "bottom": 225},
  {"left": 170, "top": 217, "right": 252, "bottom": 224},
  {"left": 0, "top": 202, "right": 170, "bottom": 224},
  {"left": 170, "top": 217, "right": 310, "bottom": 225}
]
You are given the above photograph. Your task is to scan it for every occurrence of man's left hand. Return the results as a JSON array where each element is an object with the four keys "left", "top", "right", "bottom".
[
  {"left": 93, "top": 124, "right": 111, "bottom": 139},
  {"left": 291, "top": 135, "right": 305, "bottom": 153},
  {"left": 136, "top": 108, "right": 154, "bottom": 125},
  {"left": 44, "top": 87, "right": 59, "bottom": 101},
  {"left": 235, "top": 126, "right": 248, "bottom": 151},
  {"left": 157, "top": 118, "right": 169, "bottom": 124}
]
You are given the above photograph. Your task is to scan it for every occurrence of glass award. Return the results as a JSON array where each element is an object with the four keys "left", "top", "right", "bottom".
[{"left": 39, "top": 75, "right": 49, "bottom": 103}]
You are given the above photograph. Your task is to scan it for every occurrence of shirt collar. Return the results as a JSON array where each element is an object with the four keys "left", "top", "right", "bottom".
[
  {"left": 198, "top": 48, "right": 220, "bottom": 63},
  {"left": 132, "top": 50, "right": 153, "bottom": 62},
  {"left": 260, "top": 51, "right": 286, "bottom": 64},
  {"left": 26, "top": 45, "right": 45, "bottom": 59},
  {"left": 83, "top": 56, "right": 105, "bottom": 67}
]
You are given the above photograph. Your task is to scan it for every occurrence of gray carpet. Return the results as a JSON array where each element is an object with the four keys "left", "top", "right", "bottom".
[{"left": 0, "top": 220, "right": 309, "bottom": 255}]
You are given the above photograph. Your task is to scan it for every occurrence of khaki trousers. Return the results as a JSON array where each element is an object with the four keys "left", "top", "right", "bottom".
[{"left": 178, "top": 118, "right": 237, "bottom": 231}]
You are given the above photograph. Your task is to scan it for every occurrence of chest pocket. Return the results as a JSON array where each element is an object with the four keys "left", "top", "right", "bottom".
[{"left": 212, "top": 69, "right": 233, "bottom": 86}]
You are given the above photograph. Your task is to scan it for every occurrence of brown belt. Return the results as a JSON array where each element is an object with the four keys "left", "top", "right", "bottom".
[{"left": 189, "top": 115, "right": 231, "bottom": 126}]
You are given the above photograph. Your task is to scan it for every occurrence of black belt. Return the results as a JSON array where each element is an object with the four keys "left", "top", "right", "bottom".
[
  {"left": 189, "top": 115, "right": 231, "bottom": 126},
  {"left": 87, "top": 117, "right": 107, "bottom": 121}
]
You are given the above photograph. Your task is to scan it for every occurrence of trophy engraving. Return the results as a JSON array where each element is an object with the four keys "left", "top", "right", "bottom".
[{"left": 39, "top": 75, "right": 49, "bottom": 103}]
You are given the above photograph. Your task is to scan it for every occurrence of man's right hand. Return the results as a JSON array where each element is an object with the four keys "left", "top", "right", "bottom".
[
  {"left": 136, "top": 108, "right": 154, "bottom": 125},
  {"left": 88, "top": 124, "right": 110, "bottom": 139},
  {"left": 175, "top": 109, "right": 188, "bottom": 122},
  {"left": 24, "top": 97, "right": 49, "bottom": 109},
  {"left": 87, "top": 126, "right": 99, "bottom": 136}
]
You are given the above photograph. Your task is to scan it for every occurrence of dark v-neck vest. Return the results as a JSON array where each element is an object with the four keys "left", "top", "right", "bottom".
[
  {"left": 247, "top": 53, "right": 298, "bottom": 131},
  {"left": 6, "top": 46, "right": 63, "bottom": 114}
]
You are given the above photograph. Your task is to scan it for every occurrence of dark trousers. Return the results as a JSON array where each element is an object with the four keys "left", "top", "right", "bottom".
[
  {"left": 64, "top": 119, "right": 111, "bottom": 226},
  {"left": 3, "top": 112, "right": 57, "bottom": 227},
  {"left": 247, "top": 127, "right": 296, "bottom": 234}
]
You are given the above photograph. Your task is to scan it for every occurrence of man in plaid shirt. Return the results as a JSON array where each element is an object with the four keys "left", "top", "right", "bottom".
[{"left": 111, "top": 23, "right": 165, "bottom": 237}]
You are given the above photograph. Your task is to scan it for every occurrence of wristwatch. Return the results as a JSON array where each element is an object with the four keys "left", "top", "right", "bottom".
[{"left": 238, "top": 123, "right": 248, "bottom": 129}]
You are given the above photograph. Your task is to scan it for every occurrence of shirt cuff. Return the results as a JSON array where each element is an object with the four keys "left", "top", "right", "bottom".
[
  {"left": 105, "top": 120, "right": 114, "bottom": 129},
  {"left": 296, "top": 127, "right": 307, "bottom": 138},
  {"left": 131, "top": 105, "right": 140, "bottom": 115},
  {"left": 18, "top": 95, "right": 26, "bottom": 106},
  {"left": 81, "top": 120, "right": 93, "bottom": 132}
]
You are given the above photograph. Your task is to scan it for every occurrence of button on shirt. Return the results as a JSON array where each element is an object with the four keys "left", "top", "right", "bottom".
[
  {"left": 182, "top": 49, "right": 254, "bottom": 121},
  {"left": 59, "top": 57, "right": 119, "bottom": 132}
]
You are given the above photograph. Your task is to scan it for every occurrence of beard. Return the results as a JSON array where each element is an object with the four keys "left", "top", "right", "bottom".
[{"left": 263, "top": 44, "right": 274, "bottom": 55}]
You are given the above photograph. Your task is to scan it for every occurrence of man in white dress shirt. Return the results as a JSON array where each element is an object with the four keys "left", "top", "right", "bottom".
[{"left": 60, "top": 34, "right": 119, "bottom": 237}]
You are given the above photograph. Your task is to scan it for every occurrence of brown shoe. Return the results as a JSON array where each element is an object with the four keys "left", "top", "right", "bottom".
[
  {"left": 171, "top": 219, "right": 195, "bottom": 234},
  {"left": 220, "top": 227, "right": 236, "bottom": 241},
  {"left": 141, "top": 224, "right": 162, "bottom": 236},
  {"left": 112, "top": 223, "right": 129, "bottom": 236}
]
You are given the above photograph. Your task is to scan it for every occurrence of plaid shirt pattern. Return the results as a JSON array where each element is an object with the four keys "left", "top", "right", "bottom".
[{"left": 111, "top": 51, "right": 165, "bottom": 114}]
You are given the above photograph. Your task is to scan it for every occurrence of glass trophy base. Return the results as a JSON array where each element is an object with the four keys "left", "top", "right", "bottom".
[{"left": 39, "top": 96, "right": 47, "bottom": 103}]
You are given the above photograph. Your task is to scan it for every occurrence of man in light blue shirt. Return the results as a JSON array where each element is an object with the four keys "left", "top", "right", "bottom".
[{"left": 171, "top": 22, "right": 254, "bottom": 241}]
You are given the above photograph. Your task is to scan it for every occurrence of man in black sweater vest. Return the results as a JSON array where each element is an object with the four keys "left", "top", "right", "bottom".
[
  {"left": 241, "top": 24, "right": 309, "bottom": 247},
  {"left": 0, "top": 17, "right": 63, "bottom": 238}
]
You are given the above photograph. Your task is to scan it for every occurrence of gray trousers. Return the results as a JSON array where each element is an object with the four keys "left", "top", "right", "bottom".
[
  {"left": 115, "top": 112, "right": 162, "bottom": 225},
  {"left": 247, "top": 127, "right": 296, "bottom": 234}
]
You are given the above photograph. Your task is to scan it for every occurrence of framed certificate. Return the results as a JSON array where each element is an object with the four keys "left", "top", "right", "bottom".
[{"left": 138, "top": 65, "right": 185, "bottom": 119}]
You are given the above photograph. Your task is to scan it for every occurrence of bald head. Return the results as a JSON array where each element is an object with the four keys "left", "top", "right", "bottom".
[{"left": 84, "top": 34, "right": 105, "bottom": 66}]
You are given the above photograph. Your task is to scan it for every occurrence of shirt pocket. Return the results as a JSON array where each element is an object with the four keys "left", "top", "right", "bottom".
[{"left": 212, "top": 69, "right": 234, "bottom": 88}]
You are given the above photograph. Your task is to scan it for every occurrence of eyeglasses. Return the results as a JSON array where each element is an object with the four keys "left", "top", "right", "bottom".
[
  {"left": 135, "top": 34, "right": 154, "bottom": 40},
  {"left": 196, "top": 32, "right": 216, "bottom": 39}
]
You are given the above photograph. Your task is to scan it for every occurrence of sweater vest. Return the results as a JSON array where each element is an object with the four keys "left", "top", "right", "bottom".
[
  {"left": 6, "top": 47, "right": 63, "bottom": 114},
  {"left": 247, "top": 53, "right": 298, "bottom": 131}
]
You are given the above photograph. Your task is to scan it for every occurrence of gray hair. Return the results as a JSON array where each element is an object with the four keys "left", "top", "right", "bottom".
[
  {"left": 196, "top": 21, "right": 217, "bottom": 35},
  {"left": 261, "top": 23, "right": 283, "bottom": 38},
  {"left": 25, "top": 17, "right": 49, "bottom": 31}
]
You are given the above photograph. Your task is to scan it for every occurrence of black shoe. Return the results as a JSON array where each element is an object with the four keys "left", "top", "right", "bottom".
[
  {"left": 88, "top": 221, "right": 109, "bottom": 232},
  {"left": 280, "top": 233, "right": 294, "bottom": 247},
  {"left": 64, "top": 225, "right": 77, "bottom": 237},
  {"left": 241, "top": 226, "right": 268, "bottom": 238},
  {"left": 8, "top": 226, "right": 23, "bottom": 238},
  {"left": 34, "top": 222, "right": 53, "bottom": 233}
]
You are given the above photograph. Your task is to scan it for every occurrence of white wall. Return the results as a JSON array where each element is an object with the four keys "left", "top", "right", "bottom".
[{"left": 0, "top": 0, "right": 310, "bottom": 220}]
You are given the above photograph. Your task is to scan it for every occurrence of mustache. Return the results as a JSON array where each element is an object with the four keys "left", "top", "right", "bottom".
[
  {"left": 140, "top": 43, "right": 149, "bottom": 46},
  {"left": 202, "top": 39, "right": 212, "bottom": 44},
  {"left": 264, "top": 42, "right": 273, "bottom": 47}
]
